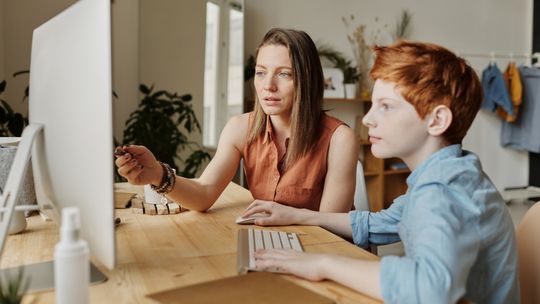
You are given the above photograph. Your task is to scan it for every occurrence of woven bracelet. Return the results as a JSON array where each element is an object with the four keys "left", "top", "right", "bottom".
[{"left": 151, "top": 162, "right": 176, "bottom": 194}]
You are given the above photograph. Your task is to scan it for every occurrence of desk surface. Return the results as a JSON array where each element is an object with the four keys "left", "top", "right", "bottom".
[{"left": 2, "top": 182, "right": 380, "bottom": 304}]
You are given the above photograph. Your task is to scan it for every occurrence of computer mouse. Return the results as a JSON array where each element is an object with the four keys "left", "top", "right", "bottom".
[{"left": 235, "top": 212, "right": 270, "bottom": 225}]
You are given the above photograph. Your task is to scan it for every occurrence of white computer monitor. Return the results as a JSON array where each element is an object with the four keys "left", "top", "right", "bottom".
[{"left": 0, "top": 0, "right": 115, "bottom": 277}]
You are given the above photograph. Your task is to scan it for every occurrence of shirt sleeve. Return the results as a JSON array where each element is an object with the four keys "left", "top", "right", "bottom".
[
  {"left": 481, "top": 68, "right": 496, "bottom": 111},
  {"left": 379, "top": 182, "right": 481, "bottom": 304},
  {"left": 348, "top": 196, "right": 405, "bottom": 248}
]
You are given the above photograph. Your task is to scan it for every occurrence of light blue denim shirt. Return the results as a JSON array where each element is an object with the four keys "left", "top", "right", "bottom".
[
  {"left": 349, "top": 145, "right": 519, "bottom": 304},
  {"left": 481, "top": 64, "right": 514, "bottom": 115}
]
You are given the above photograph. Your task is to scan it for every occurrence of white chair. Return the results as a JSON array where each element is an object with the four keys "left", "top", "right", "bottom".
[
  {"left": 516, "top": 201, "right": 540, "bottom": 304},
  {"left": 354, "top": 161, "right": 370, "bottom": 211}
]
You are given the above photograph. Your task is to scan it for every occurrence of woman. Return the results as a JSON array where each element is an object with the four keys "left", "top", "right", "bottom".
[{"left": 115, "top": 28, "right": 358, "bottom": 212}]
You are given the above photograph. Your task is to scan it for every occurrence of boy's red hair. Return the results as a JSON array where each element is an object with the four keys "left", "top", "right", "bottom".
[{"left": 370, "top": 41, "right": 483, "bottom": 144}]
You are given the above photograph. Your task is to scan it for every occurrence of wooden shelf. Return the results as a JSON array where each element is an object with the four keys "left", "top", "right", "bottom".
[
  {"left": 383, "top": 169, "right": 410, "bottom": 175},
  {"left": 323, "top": 98, "right": 371, "bottom": 103},
  {"left": 364, "top": 170, "right": 378, "bottom": 177},
  {"left": 358, "top": 138, "right": 371, "bottom": 146}
]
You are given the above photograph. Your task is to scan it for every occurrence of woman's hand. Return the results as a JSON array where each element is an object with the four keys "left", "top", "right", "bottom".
[
  {"left": 242, "top": 200, "right": 306, "bottom": 226},
  {"left": 254, "top": 249, "right": 328, "bottom": 281},
  {"left": 114, "top": 145, "right": 162, "bottom": 186}
]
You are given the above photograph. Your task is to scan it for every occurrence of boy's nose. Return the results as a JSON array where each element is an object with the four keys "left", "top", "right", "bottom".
[{"left": 362, "top": 109, "right": 376, "bottom": 128}]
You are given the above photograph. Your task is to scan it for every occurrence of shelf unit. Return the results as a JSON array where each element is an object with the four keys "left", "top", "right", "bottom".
[{"left": 324, "top": 97, "right": 410, "bottom": 212}]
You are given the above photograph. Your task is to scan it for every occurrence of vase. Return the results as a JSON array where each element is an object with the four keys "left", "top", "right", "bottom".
[{"left": 344, "top": 83, "right": 357, "bottom": 99}]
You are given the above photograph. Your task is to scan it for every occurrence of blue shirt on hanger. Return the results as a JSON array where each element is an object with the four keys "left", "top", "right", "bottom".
[
  {"left": 349, "top": 145, "right": 519, "bottom": 304},
  {"left": 501, "top": 66, "right": 540, "bottom": 153},
  {"left": 481, "top": 64, "right": 514, "bottom": 115}
]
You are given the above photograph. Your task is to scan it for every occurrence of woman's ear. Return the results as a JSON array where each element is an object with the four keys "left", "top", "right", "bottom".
[{"left": 427, "top": 105, "right": 452, "bottom": 136}]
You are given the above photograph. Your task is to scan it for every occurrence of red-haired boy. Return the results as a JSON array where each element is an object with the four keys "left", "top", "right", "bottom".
[{"left": 243, "top": 41, "right": 519, "bottom": 303}]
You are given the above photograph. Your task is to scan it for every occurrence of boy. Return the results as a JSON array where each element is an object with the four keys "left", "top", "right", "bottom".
[{"left": 242, "top": 41, "right": 519, "bottom": 303}]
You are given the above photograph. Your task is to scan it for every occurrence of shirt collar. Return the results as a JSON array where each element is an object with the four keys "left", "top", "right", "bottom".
[
  {"left": 406, "top": 144, "right": 462, "bottom": 187},
  {"left": 263, "top": 114, "right": 274, "bottom": 144}
]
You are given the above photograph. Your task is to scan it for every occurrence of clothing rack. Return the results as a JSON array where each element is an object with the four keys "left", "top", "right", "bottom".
[{"left": 459, "top": 52, "right": 540, "bottom": 66}]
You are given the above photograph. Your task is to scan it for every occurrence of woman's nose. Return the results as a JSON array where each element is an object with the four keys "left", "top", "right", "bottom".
[{"left": 263, "top": 75, "right": 277, "bottom": 91}]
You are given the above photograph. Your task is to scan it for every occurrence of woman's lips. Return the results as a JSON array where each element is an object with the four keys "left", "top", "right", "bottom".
[{"left": 264, "top": 97, "right": 281, "bottom": 106}]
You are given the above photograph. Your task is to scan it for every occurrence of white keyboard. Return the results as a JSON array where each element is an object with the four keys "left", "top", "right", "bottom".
[{"left": 237, "top": 228, "right": 303, "bottom": 274}]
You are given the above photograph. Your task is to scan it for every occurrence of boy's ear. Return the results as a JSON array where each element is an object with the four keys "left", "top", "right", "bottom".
[{"left": 427, "top": 105, "right": 452, "bottom": 136}]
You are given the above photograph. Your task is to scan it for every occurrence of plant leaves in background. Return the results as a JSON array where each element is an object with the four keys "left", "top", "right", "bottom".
[{"left": 121, "top": 84, "right": 210, "bottom": 179}]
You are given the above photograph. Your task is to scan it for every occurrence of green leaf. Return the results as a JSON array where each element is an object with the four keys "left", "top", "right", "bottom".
[
  {"left": 0, "top": 107, "right": 7, "bottom": 124},
  {"left": 139, "top": 84, "right": 151, "bottom": 95},
  {"left": 8, "top": 113, "right": 24, "bottom": 136},
  {"left": 12, "top": 70, "right": 29, "bottom": 78},
  {"left": 0, "top": 100, "right": 14, "bottom": 116}
]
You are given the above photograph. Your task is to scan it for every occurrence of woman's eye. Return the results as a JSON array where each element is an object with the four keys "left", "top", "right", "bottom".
[
  {"left": 255, "top": 71, "right": 266, "bottom": 77},
  {"left": 279, "top": 72, "right": 292, "bottom": 79},
  {"left": 380, "top": 103, "right": 389, "bottom": 111}
]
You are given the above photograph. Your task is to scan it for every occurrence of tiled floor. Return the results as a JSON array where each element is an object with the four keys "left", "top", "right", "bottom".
[{"left": 376, "top": 198, "right": 538, "bottom": 257}]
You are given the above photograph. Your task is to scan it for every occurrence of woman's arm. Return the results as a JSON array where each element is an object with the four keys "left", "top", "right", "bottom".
[
  {"left": 319, "top": 125, "right": 359, "bottom": 212},
  {"left": 116, "top": 114, "right": 249, "bottom": 211},
  {"left": 242, "top": 200, "right": 354, "bottom": 239}
]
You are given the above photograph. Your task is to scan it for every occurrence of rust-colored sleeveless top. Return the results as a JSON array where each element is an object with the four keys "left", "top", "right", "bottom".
[{"left": 243, "top": 113, "right": 344, "bottom": 210}]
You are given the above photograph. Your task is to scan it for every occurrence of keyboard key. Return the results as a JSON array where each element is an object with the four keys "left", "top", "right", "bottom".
[{"left": 237, "top": 228, "right": 304, "bottom": 274}]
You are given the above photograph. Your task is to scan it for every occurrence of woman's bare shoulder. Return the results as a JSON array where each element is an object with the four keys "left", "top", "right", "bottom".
[{"left": 221, "top": 113, "right": 251, "bottom": 150}]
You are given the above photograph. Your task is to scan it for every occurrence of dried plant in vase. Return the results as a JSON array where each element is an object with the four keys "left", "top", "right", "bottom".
[
  {"left": 342, "top": 15, "right": 383, "bottom": 99},
  {"left": 393, "top": 9, "right": 413, "bottom": 41},
  {"left": 342, "top": 11, "right": 413, "bottom": 99}
]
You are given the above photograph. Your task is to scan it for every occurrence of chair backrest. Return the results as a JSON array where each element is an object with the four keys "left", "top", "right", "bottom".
[
  {"left": 354, "top": 161, "right": 369, "bottom": 211},
  {"left": 516, "top": 201, "right": 540, "bottom": 304}
]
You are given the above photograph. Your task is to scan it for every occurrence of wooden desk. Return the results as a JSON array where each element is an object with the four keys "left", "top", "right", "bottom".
[{"left": 2, "top": 183, "right": 380, "bottom": 304}]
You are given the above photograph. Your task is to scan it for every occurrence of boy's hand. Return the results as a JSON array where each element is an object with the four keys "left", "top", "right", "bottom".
[
  {"left": 242, "top": 200, "right": 303, "bottom": 226},
  {"left": 254, "top": 249, "right": 327, "bottom": 281},
  {"left": 114, "top": 145, "right": 162, "bottom": 186}
]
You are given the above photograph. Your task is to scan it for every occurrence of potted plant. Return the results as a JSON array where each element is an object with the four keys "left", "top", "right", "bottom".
[
  {"left": 317, "top": 44, "right": 359, "bottom": 98},
  {"left": 121, "top": 84, "right": 211, "bottom": 179},
  {"left": 0, "top": 267, "right": 29, "bottom": 304},
  {"left": 0, "top": 78, "right": 28, "bottom": 137}
]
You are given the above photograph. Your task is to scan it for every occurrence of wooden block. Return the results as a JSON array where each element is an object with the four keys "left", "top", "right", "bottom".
[
  {"left": 131, "top": 197, "right": 184, "bottom": 215},
  {"left": 143, "top": 203, "right": 157, "bottom": 215},
  {"left": 131, "top": 197, "right": 144, "bottom": 209},
  {"left": 156, "top": 204, "right": 168, "bottom": 215},
  {"left": 167, "top": 202, "right": 181, "bottom": 214}
]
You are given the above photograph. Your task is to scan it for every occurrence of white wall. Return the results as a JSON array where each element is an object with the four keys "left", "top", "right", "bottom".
[
  {"left": 2, "top": 0, "right": 75, "bottom": 115},
  {"left": 139, "top": 0, "right": 206, "bottom": 157},
  {"left": 111, "top": 0, "right": 139, "bottom": 141},
  {"left": 245, "top": 0, "right": 533, "bottom": 191},
  {"left": 0, "top": 0, "right": 5, "bottom": 81},
  {"left": 0, "top": 0, "right": 140, "bottom": 141}
]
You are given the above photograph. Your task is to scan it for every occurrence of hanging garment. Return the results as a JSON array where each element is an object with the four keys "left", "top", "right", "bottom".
[
  {"left": 500, "top": 66, "right": 540, "bottom": 153},
  {"left": 496, "top": 62, "right": 522, "bottom": 122},
  {"left": 481, "top": 64, "right": 514, "bottom": 115}
]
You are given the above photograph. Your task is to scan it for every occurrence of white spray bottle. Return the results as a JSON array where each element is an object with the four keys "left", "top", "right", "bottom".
[{"left": 54, "top": 207, "right": 89, "bottom": 304}]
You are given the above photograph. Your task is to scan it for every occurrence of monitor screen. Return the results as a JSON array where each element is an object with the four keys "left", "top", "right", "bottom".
[{"left": 29, "top": 0, "right": 115, "bottom": 269}]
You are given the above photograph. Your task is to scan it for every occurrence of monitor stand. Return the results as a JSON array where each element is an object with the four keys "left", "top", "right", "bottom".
[
  {"left": 0, "top": 124, "right": 108, "bottom": 292},
  {"left": 0, "top": 261, "right": 107, "bottom": 293}
]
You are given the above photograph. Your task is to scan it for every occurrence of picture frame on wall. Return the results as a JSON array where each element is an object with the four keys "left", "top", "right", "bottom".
[{"left": 322, "top": 68, "right": 344, "bottom": 98}]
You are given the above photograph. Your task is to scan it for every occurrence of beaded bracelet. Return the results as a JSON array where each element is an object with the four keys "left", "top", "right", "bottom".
[{"left": 151, "top": 162, "right": 176, "bottom": 194}]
